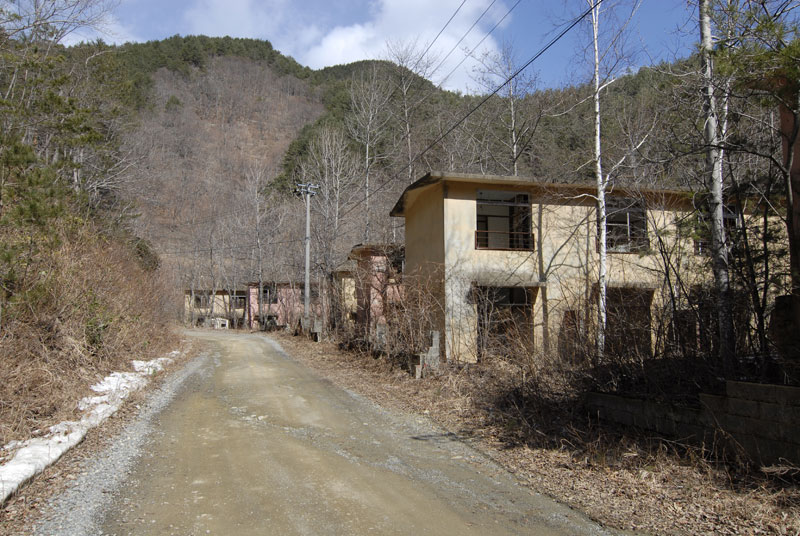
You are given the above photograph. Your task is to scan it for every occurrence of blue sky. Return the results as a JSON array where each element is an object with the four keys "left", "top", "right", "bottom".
[{"left": 72, "top": 0, "right": 697, "bottom": 92}]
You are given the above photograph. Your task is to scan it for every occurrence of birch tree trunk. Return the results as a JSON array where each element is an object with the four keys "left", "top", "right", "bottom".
[
  {"left": 590, "top": 0, "right": 607, "bottom": 362},
  {"left": 699, "top": 0, "right": 735, "bottom": 368}
]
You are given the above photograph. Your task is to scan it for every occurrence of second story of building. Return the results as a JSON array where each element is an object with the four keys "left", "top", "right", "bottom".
[{"left": 391, "top": 172, "right": 702, "bottom": 290}]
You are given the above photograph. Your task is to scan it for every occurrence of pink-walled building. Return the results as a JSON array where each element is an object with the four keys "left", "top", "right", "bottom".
[
  {"left": 247, "top": 282, "right": 320, "bottom": 330},
  {"left": 348, "top": 244, "right": 404, "bottom": 341}
]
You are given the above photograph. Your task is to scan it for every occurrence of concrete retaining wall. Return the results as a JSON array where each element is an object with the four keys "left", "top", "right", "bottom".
[{"left": 586, "top": 381, "right": 800, "bottom": 466}]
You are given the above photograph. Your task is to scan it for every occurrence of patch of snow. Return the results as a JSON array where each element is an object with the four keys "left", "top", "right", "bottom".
[
  {"left": 0, "top": 352, "right": 179, "bottom": 504},
  {"left": 132, "top": 357, "right": 172, "bottom": 375}
]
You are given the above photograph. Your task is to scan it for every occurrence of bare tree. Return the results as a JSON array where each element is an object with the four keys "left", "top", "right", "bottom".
[
  {"left": 301, "top": 127, "right": 361, "bottom": 331},
  {"left": 346, "top": 63, "right": 392, "bottom": 243},
  {"left": 472, "top": 41, "right": 542, "bottom": 176},
  {"left": 699, "top": 0, "right": 736, "bottom": 367},
  {"left": 580, "top": 0, "right": 641, "bottom": 361},
  {"left": 385, "top": 39, "right": 438, "bottom": 184}
]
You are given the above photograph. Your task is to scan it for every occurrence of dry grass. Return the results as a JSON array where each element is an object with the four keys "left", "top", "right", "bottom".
[
  {"left": 275, "top": 332, "right": 800, "bottom": 536},
  {"left": 0, "top": 225, "right": 175, "bottom": 446}
]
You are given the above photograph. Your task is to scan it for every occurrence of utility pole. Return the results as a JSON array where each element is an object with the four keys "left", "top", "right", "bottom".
[{"left": 296, "top": 182, "right": 318, "bottom": 330}]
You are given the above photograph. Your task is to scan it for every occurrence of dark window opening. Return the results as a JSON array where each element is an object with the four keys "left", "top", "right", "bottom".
[
  {"left": 231, "top": 291, "right": 247, "bottom": 309},
  {"left": 693, "top": 204, "right": 741, "bottom": 255},
  {"left": 602, "top": 197, "right": 648, "bottom": 253},
  {"left": 475, "top": 285, "right": 536, "bottom": 360},
  {"left": 605, "top": 287, "right": 653, "bottom": 359},
  {"left": 261, "top": 283, "right": 278, "bottom": 304},
  {"left": 476, "top": 190, "right": 533, "bottom": 250},
  {"left": 558, "top": 309, "right": 588, "bottom": 362},
  {"left": 300, "top": 286, "right": 319, "bottom": 302}
]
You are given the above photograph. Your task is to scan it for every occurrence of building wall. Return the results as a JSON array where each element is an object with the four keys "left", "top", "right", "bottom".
[
  {"left": 184, "top": 291, "right": 246, "bottom": 326},
  {"left": 247, "top": 284, "right": 319, "bottom": 329},
  {"left": 403, "top": 183, "right": 447, "bottom": 356},
  {"left": 431, "top": 181, "right": 704, "bottom": 362}
]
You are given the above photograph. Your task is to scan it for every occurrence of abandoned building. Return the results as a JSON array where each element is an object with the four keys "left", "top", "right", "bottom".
[
  {"left": 347, "top": 244, "right": 404, "bottom": 344},
  {"left": 390, "top": 171, "right": 746, "bottom": 364},
  {"left": 246, "top": 282, "right": 322, "bottom": 330},
  {"left": 183, "top": 289, "right": 248, "bottom": 328}
]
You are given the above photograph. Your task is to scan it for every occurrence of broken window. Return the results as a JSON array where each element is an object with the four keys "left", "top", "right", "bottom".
[
  {"left": 558, "top": 309, "right": 587, "bottom": 362},
  {"left": 603, "top": 197, "right": 648, "bottom": 252},
  {"left": 476, "top": 190, "right": 533, "bottom": 250},
  {"left": 300, "top": 285, "right": 319, "bottom": 302},
  {"left": 475, "top": 285, "right": 536, "bottom": 360},
  {"left": 261, "top": 283, "right": 278, "bottom": 304},
  {"left": 194, "top": 293, "right": 211, "bottom": 308},
  {"left": 231, "top": 291, "right": 247, "bottom": 309}
]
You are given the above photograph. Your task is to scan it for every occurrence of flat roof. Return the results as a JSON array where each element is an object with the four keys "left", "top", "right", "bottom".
[{"left": 390, "top": 172, "right": 695, "bottom": 217}]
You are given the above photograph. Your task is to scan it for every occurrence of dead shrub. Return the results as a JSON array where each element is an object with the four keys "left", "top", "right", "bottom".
[{"left": 0, "top": 222, "right": 174, "bottom": 445}]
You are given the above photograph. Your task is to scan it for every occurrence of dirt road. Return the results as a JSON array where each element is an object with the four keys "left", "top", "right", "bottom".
[{"left": 43, "top": 331, "right": 618, "bottom": 535}]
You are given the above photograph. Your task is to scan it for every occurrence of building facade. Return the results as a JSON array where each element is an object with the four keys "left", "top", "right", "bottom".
[{"left": 391, "top": 172, "right": 714, "bottom": 363}]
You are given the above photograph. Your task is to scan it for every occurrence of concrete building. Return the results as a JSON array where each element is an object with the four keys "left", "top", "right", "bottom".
[
  {"left": 348, "top": 244, "right": 404, "bottom": 344},
  {"left": 391, "top": 172, "right": 712, "bottom": 363},
  {"left": 184, "top": 289, "right": 247, "bottom": 328},
  {"left": 247, "top": 282, "right": 321, "bottom": 330}
]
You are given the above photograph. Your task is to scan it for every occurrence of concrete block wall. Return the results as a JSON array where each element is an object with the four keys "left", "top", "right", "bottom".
[{"left": 586, "top": 381, "right": 800, "bottom": 466}]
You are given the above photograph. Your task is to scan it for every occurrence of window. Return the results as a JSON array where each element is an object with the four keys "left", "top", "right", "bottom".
[
  {"left": 300, "top": 285, "right": 319, "bottom": 302},
  {"left": 261, "top": 283, "right": 278, "bottom": 304},
  {"left": 476, "top": 190, "right": 533, "bottom": 250},
  {"left": 604, "top": 197, "right": 648, "bottom": 252},
  {"left": 475, "top": 285, "right": 536, "bottom": 360},
  {"left": 605, "top": 287, "right": 653, "bottom": 359},
  {"left": 693, "top": 204, "right": 741, "bottom": 255},
  {"left": 231, "top": 292, "right": 247, "bottom": 309},
  {"left": 194, "top": 293, "right": 210, "bottom": 308}
]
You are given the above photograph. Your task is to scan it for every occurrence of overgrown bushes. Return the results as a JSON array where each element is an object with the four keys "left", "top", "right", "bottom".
[{"left": 0, "top": 219, "right": 174, "bottom": 445}]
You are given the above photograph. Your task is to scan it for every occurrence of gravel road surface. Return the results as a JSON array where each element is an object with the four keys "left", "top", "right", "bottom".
[{"left": 32, "top": 331, "right": 618, "bottom": 535}]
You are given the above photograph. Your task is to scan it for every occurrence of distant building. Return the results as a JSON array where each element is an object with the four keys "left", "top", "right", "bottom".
[
  {"left": 184, "top": 289, "right": 247, "bottom": 328},
  {"left": 247, "top": 282, "right": 321, "bottom": 331},
  {"left": 348, "top": 244, "right": 404, "bottom": 344}
]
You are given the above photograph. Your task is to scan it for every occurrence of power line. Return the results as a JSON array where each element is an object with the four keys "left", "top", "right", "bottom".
[
  {"left": 337, "top": 0, "right": 604, "bottom": 225},
  {"left": 432, "top": 0, "right": 500, "bottom": 79},
  {"left": 412, "top": 0, "right": 470, "bottom": 74},
  {"left": 437, "top": 0, "right": 525, "bottom": 88}
]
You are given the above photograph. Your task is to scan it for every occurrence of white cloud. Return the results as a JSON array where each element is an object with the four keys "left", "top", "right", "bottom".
[
  {"left": 60, "top": 12, "right": 143, "bottom": 46},
  {"left": 295, "top": 0, "right": 509, "bottom": 92}
]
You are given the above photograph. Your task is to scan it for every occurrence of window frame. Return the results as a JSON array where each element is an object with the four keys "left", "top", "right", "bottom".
[
  {"left": 475, "top": 190, "right": 534, "bottom": 251},
  {"left": 603, "top": 196, "right": 649, "bottom": 253}
]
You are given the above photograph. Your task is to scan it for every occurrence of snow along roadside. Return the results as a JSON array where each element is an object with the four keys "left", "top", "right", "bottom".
[{"left": 0, "top": 351, "right": 181, "bottom": 505}]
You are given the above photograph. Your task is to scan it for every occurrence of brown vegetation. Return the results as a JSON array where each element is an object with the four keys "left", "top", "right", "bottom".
[{"left": 0, "top": 222, "right": 174, "bottom": 445}]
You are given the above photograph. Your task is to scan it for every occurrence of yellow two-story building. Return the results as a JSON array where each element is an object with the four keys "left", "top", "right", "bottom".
[{"left": 391, "top": 172, "right": 713, "bottom": 364}]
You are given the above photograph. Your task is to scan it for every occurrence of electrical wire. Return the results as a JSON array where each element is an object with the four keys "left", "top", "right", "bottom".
[
  {"left": 412, "top": 0, "right": 470, "bottom": 74},
  {"left": 336, "top": 0, "right": 604, "bottom": 225},
  {"left": 437, "top": 0, "right": 525, "bottom": 88},
  {"left": 432, "top": 0, "right": 500, "bottom": 80}
]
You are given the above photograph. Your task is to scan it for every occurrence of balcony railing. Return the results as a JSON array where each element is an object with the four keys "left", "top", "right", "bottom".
[{"left": 475, "top": 230, "right": 534, "bottom": 251}]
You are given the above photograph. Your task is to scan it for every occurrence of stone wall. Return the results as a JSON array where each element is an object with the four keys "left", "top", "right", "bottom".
[{"left": 586, "top": 381, "right": 800, "bottom": 466}]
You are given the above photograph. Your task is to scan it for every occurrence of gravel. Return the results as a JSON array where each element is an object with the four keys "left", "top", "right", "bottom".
[{"left": 30, "top": 353, "right": 210, "bottom": 536}]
